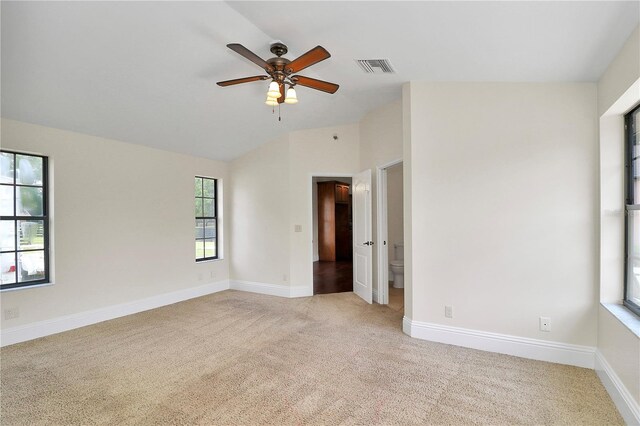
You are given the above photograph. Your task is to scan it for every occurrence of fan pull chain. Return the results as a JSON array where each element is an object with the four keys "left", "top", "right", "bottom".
[{"left": 279, "top": 103, "right": 281, "bottom": 122}]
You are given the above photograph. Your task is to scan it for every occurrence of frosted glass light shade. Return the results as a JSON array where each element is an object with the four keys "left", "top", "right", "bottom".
[
  {"left": 265, "top": 96, "right": 278, "bottom": 106},
  {"left": 284, "top": 87, "right": 298, "bottom": 104},
  {"left": 267, "top": 81, "right": 281, "bottom": 98}
]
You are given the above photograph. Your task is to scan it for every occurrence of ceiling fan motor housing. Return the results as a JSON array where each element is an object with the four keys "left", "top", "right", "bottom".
[{"left": 270, "top": 42, "right": 288, "bottom": 57}]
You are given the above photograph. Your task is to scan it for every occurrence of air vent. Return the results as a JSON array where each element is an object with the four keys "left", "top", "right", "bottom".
[{"left": 355, "top": 59, "right": 395, "bottom": 74}]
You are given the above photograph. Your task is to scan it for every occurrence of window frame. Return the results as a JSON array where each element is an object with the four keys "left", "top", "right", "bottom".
[
  {"left": 0, "top": 150, "right": 50, "bottom": 290},
  {"left": 624, "top": 104, "right": 640, "bottom": 316},
  {"left": 195, "top": 176, "right": 218, "bottom": 262}
]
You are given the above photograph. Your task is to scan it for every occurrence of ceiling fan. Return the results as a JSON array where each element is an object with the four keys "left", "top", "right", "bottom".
[{"left": 217, "top": 42, "right": 339, "bottom": 106}]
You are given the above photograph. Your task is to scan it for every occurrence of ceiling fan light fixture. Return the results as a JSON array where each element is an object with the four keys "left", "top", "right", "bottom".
[
  {"left": 284, "top": 87, "right": 298, "bottom": 104},
  {"left": 267, "top": 81, "right": 281, "bottom": 98},
  {"left": 265, "top": 96, "right": 278, "bottom": 106}
]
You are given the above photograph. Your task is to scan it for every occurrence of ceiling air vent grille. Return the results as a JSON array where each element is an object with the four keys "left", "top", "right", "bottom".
[{"left": 355, "top": 59, "right": 395, "bottom": 74}]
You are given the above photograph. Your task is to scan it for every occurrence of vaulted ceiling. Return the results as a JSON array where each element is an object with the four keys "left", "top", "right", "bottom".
[{"left": 2, "top": 1, "right": 638, "bottom": 161}]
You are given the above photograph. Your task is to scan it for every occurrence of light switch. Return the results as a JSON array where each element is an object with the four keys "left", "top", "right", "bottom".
[{"left": 294, "top": 225, "right": 302, "bottom": 232}]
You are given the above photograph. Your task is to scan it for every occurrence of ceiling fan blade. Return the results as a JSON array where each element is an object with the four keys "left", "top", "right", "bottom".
[
  {"left": 216, "top": 75, "right": 268, "bottom": 87},
  {"left": 227, "top": 43, "right": 274, "bottom": 73},
  {"left": 292, "top": 75, "right": 339, "bottom": 94},
  {"left": 278, "top": 82, "right": 285, "bottom": 103},
  {"left": 286, "top": 46, "right": 331, "bottom": 73}
]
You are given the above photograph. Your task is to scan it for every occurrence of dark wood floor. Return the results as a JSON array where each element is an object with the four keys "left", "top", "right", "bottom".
[{"left": 313, "top": 260, "right": 353, "bottom": 294}]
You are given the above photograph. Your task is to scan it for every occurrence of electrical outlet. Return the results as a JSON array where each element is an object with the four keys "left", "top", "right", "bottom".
[
  {"left": 198, "top": 273, "right": 203, "bottom": 281},
  {"left": 294, "top": 225, "right": 302, "bottom": 232},
  {"left": 539, "top": 317, "right": 551, "bottom": 332},
  {"left": 210, "top": 271, "right": 216, "bottom": 280},
  {"left": 445, "top": 306, "right": 453, "bottom": 318},
  {"left": 283, "top": 274, "right": 288, "bottom": 282},
  {"left": 4, "top": 308, "right": 19, "bottom": 320}
]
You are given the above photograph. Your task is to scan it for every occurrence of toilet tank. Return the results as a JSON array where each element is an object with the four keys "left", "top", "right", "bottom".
[{"left": 394, "top": 243, "right": 404, "bottom": 261}]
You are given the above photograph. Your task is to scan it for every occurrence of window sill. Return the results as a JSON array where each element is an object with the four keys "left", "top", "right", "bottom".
[
  {"left": 602, "top": 302, "right": 640, "bottom": 338},
  {"left": 0, "top": 282, "right": 54, "bottom": 293},
  {"left": 195, "top": 258, "right": 224, "bottom": 264}
]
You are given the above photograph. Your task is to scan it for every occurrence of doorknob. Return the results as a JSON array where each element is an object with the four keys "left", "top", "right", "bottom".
[{"left": 363, "top": 241, "right": 374, "bottom": 246}]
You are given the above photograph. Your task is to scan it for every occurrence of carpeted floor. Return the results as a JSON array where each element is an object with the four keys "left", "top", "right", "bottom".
[{"left": 1, "top": 290, "right": 623, "bottom": 425}]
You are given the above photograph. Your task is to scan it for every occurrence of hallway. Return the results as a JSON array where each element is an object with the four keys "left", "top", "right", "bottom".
[{"left": 313, "top": 260, "right": 353, "bottom": 294}]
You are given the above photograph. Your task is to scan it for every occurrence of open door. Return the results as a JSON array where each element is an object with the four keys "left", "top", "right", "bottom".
[{"left": 352, "top": 169, "right": 373, "bottom": 303}]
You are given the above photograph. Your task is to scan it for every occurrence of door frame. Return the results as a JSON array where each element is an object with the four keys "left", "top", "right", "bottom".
[
  {"left": 308, "top": 172, "right": 354, "bottom": 296},
  {"left": 376, "top": 158, "right": 403, "bottom": 305}
]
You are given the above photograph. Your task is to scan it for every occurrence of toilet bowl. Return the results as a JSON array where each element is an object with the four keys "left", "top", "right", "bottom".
[
  {"left": 390, "top": 260, "right": 404, "bottom": 288},
  {"left": 390, "top": 243, "right": 404, "bottom": 289}
]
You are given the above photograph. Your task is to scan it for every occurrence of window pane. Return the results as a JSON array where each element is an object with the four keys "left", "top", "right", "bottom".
[
  {"left": 195, "top": 239, "right": 205, "bottom": 259},
  {"left": 0, "top": 185, "right": 13, "bottom": 215},
  {"left": 0, "top": 252, "right": 16, "bottom": 285},
  {"left": 195, "top": 219, "right": 204, "bottom": 239},
  {"left": 203, "top": 198, "right": 215, "bottom": 217},
  {"left": 18, "top": 220, "right": 44, "bottom": 250},
  {"left": 16, "top": 155, "right": 43, "bottom": 186},
  {"left": 627, "top": 257, "right": 640, "bottom": 307},
  {"left": 195, "top": 177, "right": 202, "bottom": 197},
  {"left": 204, "top": 219, "right": 216, "bottom": 239},
  {"left": 17, "top": 187, "right": 43, "bottom": 216},
  {"left": 0, "top": 152, "right": 14, "bottom": 184},
  {"left": 17, "top": 250, "right": 45, "bottom": 282},
  {"left": 627, "top": 207, "right": 640, "bottom": 306},
  {"left": 204, "top": 238, "right": 216, "bottom": 258},
  {"left": 633, "top": 143, "right": 640, "bottom": 204},
  {"left": 1, "top": 220, "right": 16, "bottom": 251},
  {"left": 195, "top": 198, "right": 203, "bottom": 217},
  {"left": 203, "top": 179, "right": 215, "bottom": 197}
]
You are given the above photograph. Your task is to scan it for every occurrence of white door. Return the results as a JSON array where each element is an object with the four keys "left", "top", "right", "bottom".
[{"left": 353, "top": 169, "right": 373, "bottom": 304}]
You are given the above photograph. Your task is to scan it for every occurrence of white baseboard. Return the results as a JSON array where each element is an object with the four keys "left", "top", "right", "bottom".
[
  {"left": 229, "top": 280, "right": 312, "bottom": 298},
  {"left": 403, "top": 317, "right": 595, "bottom": 369},
  {"left": 595, "top": 350, "right": 640, "bottom": 425},
  {"left": 1, "top": 280, "right": 230, "bottom": 347}
]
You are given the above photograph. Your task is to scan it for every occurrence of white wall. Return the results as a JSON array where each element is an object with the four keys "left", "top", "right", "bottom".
[
  {"left": 359, "top": 100, "right": 404, "bottom": 299},
  {"left": 405, "top": 82, "right": 598, "bottom": 346},
  {"left": 598, "top": 27, "right": 640, "bottom": 117},
  {"left": 229, "top": 124, "right": 360, "bottom": 293},
  {"left": 288, "top": 125, "right": 360, "bottom": 290},
  {"left": 229, "top": 134, "right": 290, "bottom": 286},
  {"left": 0, "top": 119, "right": 230, "bottom": 329},
  {"left": 597, "top": 25, "right": 640, "bottom": 417},
  {"left": 386, "top": 163, "right": 404, "bottom": 266}
]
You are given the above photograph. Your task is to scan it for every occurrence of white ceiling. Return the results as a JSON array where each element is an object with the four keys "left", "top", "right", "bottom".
[{"left": 2, "top": 1, "right": 638, "bottom": 161}]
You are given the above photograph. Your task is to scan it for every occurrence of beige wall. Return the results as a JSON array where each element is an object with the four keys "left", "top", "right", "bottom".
[
  {"left": 386, "top": 163, "right": 404, "bottom": 266},
  {"left": 405, "top": 82, "right": 599, "bottom": 346},
  {"left": 359, "top": 100, "right": 404, "bottom": 299},
  {"left": 597, "top": 25, "right": 640, "bottom": 411},
  {"left": 0, "top": 118, "right": 230, "bottom": 328}
]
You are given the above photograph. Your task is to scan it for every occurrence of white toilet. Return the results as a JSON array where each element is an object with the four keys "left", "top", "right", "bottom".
[{"left": 390, "top": 243, "right": 404, "bottom": 288}]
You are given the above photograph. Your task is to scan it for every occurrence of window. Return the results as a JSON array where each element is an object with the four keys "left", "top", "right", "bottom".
[
  {"left": 0, "top": 151, "right": 49, "bottom": 289},
  {"left": 625, "top": 104, "right": 640, "bottom": 316},
  {"left": 195, "top": 176, "right": 218, "bottom": 261}
]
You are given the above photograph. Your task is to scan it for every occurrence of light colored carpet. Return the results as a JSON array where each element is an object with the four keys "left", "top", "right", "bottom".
[{"left": 1, "top": 290, "right": 623, "bottom": 425}]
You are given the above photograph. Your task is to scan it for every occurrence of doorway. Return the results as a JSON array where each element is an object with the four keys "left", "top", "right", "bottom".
[
  {"left": 376, "top": 160, "right": 404, "bottom": 310},
  {"left": 312, "top": 177, "right": 353, "bottom": 294}
]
